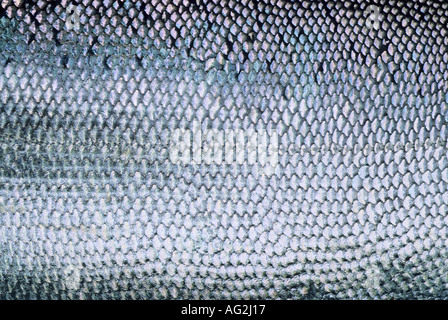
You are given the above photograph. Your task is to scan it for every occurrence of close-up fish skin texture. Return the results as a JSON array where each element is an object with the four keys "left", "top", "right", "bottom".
[{"left": 1, "top": 0, "right": 448, "bottom": 300}]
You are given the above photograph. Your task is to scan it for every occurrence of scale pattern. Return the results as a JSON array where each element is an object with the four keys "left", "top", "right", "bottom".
[{"left": 1, "top": 0, "right": 448, "bottom": 299}]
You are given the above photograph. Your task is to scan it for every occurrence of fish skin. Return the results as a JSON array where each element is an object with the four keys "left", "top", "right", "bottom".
[{"left": 0, "top": 0, "right": 448, "bottom": 299}]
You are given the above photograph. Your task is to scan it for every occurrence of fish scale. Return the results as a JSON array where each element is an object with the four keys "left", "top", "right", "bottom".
[{"left": 0, "top": 0, "right": 448, "bottom": 299}]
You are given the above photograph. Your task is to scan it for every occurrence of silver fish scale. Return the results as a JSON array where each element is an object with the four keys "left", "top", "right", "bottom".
[{"left": 0, "top": 0, "right": 448, "bottom": 299}]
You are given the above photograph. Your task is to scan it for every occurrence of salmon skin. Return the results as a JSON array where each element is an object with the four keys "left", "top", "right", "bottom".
[{"left": 1, "top": 0, "right": 448, "bottom": 299}]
